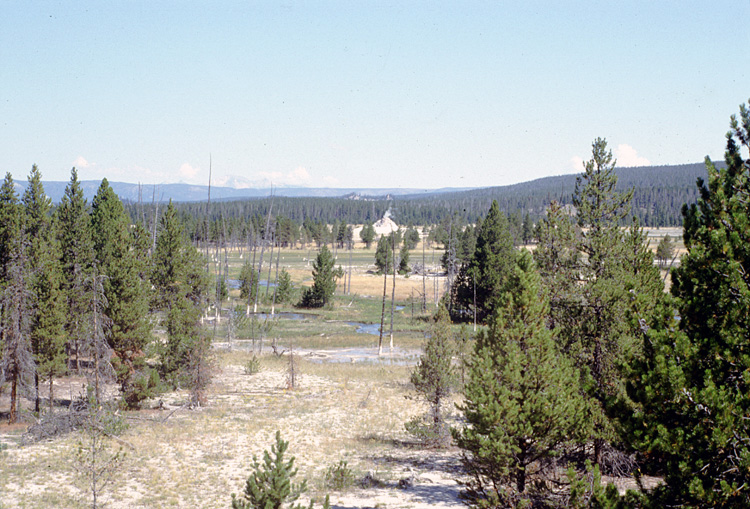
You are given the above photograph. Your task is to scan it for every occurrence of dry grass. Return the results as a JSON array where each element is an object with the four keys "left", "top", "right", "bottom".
[{"left": 0, "top": 350, "right": 466, "bottom": 508}]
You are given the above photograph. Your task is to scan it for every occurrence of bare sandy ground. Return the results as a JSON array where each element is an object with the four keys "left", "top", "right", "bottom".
[{"left": 0, "top": 355, "right": 468, "bottom": 508}]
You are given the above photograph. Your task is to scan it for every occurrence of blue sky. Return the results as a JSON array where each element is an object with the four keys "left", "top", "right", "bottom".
[{"left": 1, "top": 1, "right": 747, "bottom": 189}]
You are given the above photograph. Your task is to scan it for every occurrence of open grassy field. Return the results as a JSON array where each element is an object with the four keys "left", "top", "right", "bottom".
[
  {"left": 204, "top": 241, "right": 451, "bottom": 351},
  {"left": 0, "top": 241, "right": 467, "bottom": 508},
  {"left": 0, "top": 234, "right": 671, "bottom": 507},
  {"left": 0, "top": 350, "right": 468, "bottom": 508}
]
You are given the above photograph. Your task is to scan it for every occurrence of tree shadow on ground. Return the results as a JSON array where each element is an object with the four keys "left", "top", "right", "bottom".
[{"left": 326, "top": 481, "right": 462, "bottom": 509}]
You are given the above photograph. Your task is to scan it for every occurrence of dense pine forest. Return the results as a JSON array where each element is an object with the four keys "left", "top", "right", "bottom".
[
  {"left": 115, "top": 162, "right": 708, "bottom": 236},
  {"left": 1, "top": 102, "right": 749, "bottom": 508}
]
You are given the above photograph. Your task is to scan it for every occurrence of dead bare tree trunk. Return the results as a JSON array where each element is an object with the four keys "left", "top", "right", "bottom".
[
  {"left": 247, "top": 230, "right": 257, "bottom": 317},
  {"left": 265, "top": 231, "right": 275, "bottom": 300},
  {"left": 202, "top": 156, "right": 212, "bottom": 325},
  {"left": 378, "top": 251, "right": 388, "bottom": 357},
  {"left": 253, "top": 191, "right": 274, "bottom": 315},
  {"left": 49, "top": 376, "right": 54, "bottom": 413},
  {"left": 150, "top": 185, "right": 160, "bottom": 255},
  {"left": 271, "top": 241, "right": 281, "bottom": 316},
  {"left": 87, "top": 266, "right": 113, "bottom": 405},
  {"left": 422, "top": 227, "right": 427, "bottom": 312},
  {"left": 389, "top": 234, "right": 397, "bottom": 353},
  {"left": 473, "top": 268, "right": 477, "bottom": 332},
  {"left": 432, "top": 247, "right": 438, "bottom": 307},
  {"left": 347, "top": 238, "right": 352, "bottom": 295}
]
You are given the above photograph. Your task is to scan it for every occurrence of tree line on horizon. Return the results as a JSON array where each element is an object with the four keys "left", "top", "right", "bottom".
[{"left": 112, "top": 161, "right": 706, "bottom": 248}]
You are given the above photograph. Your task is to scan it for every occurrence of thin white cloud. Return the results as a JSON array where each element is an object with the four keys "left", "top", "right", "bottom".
[
  {"left": 290, "top": 166, "right": 311, "bottom": 183},
  {"left": 73, "top": 156, "right": 90, "bottom": 168},
  {"left": 569, "top": 156, "right": 585, "bottom": 172},
  {"left": 569, "top": 144, "right": 650, "bottom": 172},
  {"left": 255, "top": 166, "right": 328, "bottom": 187},
  {"left": 322, "top": 175, "right": 340, "bottom": 186},
  {"left": 614, "top": 144, "right": 651, "bottom": 167},
  {"left": 179, "top": 162, "right": 200, "bottom": 181}
]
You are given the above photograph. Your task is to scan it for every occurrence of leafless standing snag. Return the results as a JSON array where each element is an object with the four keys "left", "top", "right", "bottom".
[
  {"left": 85, "top": 266, "right": 115, "bottom": 405},
  {"left": 389, "top": 232, "right": 398, "bottom": 353},
  {"left": 378, "top": 250, "right": 387, "bottom": 356},
  {"left": 286, "top": 340, "right": 297, "bottom": 390},
  {"left": 1, "top": 245, "right": 35, "bottom": 424},
  {"left": 188, "top": 335, "right": 214, "bottom": 407},
  {"left": 74, "top": 393, "right": 127, "bottom": 509}
]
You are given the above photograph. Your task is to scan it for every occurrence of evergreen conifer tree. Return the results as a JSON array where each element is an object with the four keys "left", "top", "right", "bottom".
[
  {"left": 532, "top": 201, "right": 580, "bottom": 335},
  {"left": 655, "top": 234, "right": 674, "bottom": 268},
  {"left": 374, "top": 233, "right": 394, "bottom": 274},
  {"left": 299, "top": 245, "right": 341, "bottom": 308},
  {"left": 454, "top": 251, "right": 588, "bottom": 505},
  {"left": 23, "top": 165, "right": 67, "bottom": 413},
  {"left": 1, "top": 234, "right": 35, "bottom": 424},
  {"left": 232, "top": 430, "right": 309, "bottom": 509},
  {"left": 153, "top": 201, "right": 209, "bottom": 385},
  {"left": 570, "top": 139, "right": 662, "bottom": 466},
  {"left": 398, "top": 242, "right": 410, "bottom": 275},
  {"left": 239, "top": 260, "right": 259, "bottom": 301},
  {"left": 0, "top": 172, "right": 22, "bottom": 287},
  {"left": 152, "top": 200, "right": 185, "bottom": 310},
  {"left": 91, "top": 179, "right": 152, "bottom": 406},
  {"left": 628, "top": 101, "right": 750, "bottom": 506},
  {"left": 359, "top": 222, "right": 375, "bottom": 248},
  {"left": 56, "top": 168, "right": 96, "bottom": 373},
  {"left": 407, "top": 305, "right": 456, "bottom": 446},
  {"left": 275, "top": 269, "right": 294, "bottom": 304},
  {"left": 450, "top": 200, "right": 516, "bottom": 322}
]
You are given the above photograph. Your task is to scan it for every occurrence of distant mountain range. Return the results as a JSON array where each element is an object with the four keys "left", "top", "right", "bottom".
[
  {"left": 11, "top": 161, "right": 714, "bottom": 227},
  {"left": 15, "top": 180, "right": 473, "bottom": 204},
  {"left": 14, "top": 161, "right": 712, "bottom": 208}
]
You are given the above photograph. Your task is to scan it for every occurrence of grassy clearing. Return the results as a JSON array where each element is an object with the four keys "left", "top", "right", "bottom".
[
  {"left": 1, "top": 233, "right": 672, "bottom": 507},
  {"left": 205, "top": 243, "right": 445, "bottom": 353},
  {"left": 0, "top": 348, "right": 464, "bottom": 508}
]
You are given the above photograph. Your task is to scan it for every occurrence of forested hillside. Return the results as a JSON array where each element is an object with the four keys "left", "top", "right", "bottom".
[
  {"left": 392, "top": 162, "right": 711, "bottom": 226},
  {"left": 117, "top": 162, "right": 709, "bottom": 231}
]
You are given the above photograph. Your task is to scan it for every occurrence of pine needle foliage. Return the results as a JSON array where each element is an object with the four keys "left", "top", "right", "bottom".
[
  {"left": 407, "top": 305, "right": 456, "bottom": 446},
  {"left": 91, "top": 179, "right": 151, "bottom": 406},
  {"left": 23, "top": 165, "right": 67, "bottom": 413},
  {"left": 299, "top": 245, "right": 342, "bottom": 308},
  {"left": 231, "top": 430, "right": 308, "bottom": 509},
  {"left": 454, "top": 251, "right": 589, "bottom": 506},
  {"left": 628, "top": 100, "right": 750, "bottom": 506}
]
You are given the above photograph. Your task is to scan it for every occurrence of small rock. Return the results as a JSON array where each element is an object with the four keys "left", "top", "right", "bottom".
[{"left": 398, "top": 476, "right": 415, "bottom": 489}]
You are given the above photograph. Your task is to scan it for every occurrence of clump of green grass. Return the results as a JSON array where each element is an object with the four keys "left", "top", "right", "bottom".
[
  {"left": 324, "top": 460, "right": 356, "bottom": 490},
  {"left": 244, "top": 355, "right": 262, "bottom": 375}
]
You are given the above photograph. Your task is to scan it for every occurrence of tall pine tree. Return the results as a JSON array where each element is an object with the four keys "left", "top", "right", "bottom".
[
  {"left": 455, "top": 251, "right": 588, "bottom": 505},
  {"left": 450, "top": 200, "right": 516, "bottom": 322},
  {"left": 0, "top": 172, "right": 22, "bottom": 287},
  {"left": 533, "top": 200, "right": 581, "bottom": 334},
  {"left": 569, "top": 138, "right": 662, "bottom": 467},
  {"left": 153, "top": 201, "right": 209, "bottom": 385},
  {"left": 1, "top": 239, "right": 35, "bottom": 424},
  {"left": 23, "top": 165, "right": 66, "bottom": 413},
  {"left": 56, "top": 168, "right": 95, "bottom": 374},
  {"left": 628, "top": 100, "right": 750, "bottom": 506},
  {"left": 0, "top": 173, "right": 31, "bottom": 424},
  {"left": 91, "top": 179, "right": 151, "bottom": 406}
]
